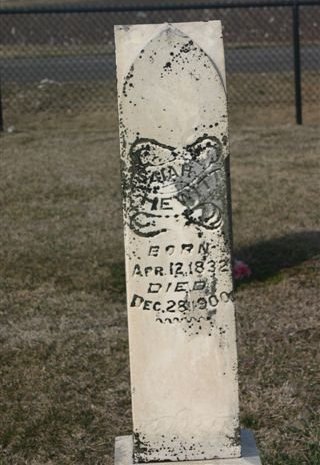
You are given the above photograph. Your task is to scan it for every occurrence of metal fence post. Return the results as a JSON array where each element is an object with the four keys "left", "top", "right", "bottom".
[
  {"left": 292, "top": 0, "right": 303, "bottom": 125},
  {"left": 0, "top": 77, "right": 3, "bottom": 132}
]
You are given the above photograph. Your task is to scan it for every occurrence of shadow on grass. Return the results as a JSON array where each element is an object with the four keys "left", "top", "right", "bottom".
[
  {"left": 106, "top": 231, "right": 320, "bottom": 295},
  {"left": 235, "top": 230, "right": 320, "bottom": 283},
  {"left": 108, "top": 261, "right": 126, "bottom": 296}
]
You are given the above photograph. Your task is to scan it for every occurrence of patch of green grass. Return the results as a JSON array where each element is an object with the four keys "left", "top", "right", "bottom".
[
  {"left": 108, "top": 261, "right": 126, "bottom": 296},
  {"left": 241, "top": 413, "right": 259, "bottom": 429}
]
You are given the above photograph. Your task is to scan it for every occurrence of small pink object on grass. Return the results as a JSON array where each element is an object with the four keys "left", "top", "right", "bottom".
[{"left": 233, "top": 259, "right": 252, "bottom": 280}]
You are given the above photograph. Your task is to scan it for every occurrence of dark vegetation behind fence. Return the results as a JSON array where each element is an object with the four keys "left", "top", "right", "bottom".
[{"left": 0, "top": 0, "right": 319, "bottom": 130}]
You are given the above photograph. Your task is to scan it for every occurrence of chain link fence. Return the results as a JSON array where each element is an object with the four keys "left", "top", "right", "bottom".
[{"left": 0, "top": 0, "right": 319, "bottom": 130}]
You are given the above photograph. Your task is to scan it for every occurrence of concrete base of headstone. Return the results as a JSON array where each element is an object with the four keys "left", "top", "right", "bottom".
[{"left": 115, "top": 429, "right": 262, "bottom": 465}]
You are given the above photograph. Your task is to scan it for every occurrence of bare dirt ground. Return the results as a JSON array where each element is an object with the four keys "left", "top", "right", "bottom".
[{"left": 0, "top": 109, "right": 319, "bottom": 465}]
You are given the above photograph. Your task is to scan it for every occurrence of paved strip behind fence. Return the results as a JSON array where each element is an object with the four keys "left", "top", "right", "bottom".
[{"left": 1, "top": 45, "right": 319, "bottom": 83}]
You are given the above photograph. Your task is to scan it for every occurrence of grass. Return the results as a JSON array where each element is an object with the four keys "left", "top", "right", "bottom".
[
  {"left": 0, "top": 110, "right": 319, "bottom": 464},
  {"left": 2, "top": 75, "right": 318, "bottom": 155},
  {"left": 2, "top": 71, "right": 319, "bottom": 133}
]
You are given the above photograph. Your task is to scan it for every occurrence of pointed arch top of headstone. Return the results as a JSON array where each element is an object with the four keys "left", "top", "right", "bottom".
[
  {"left": 115, "top": 21, "right": 226, "bottom": 91},
  {"left": 123, "top": 24, "right": 226, "bottom": 95},
  {"left": 116, "top": 21, "right": 228, "bottom": 155}
]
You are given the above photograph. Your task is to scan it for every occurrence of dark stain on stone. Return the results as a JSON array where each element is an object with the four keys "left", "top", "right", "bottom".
[
  {"left": 133, "top": 432, "right": 150, "bottom": 463},
  {"left": 133, "top": 431, "right": 223, "bottom": 462},
  {"left": 123, "top": 64, "right": 135, "bottom": 98},
  {"left": 180, "top": 39, "right": 194, "bottom": 53},
  {"left": 227, "top": 426, "right": 241, "bottom": 449}
]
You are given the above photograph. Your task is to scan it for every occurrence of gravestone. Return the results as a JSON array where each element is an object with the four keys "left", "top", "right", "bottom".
[{"left": 114, "top": 21, "right": 262, "bottom": 465}]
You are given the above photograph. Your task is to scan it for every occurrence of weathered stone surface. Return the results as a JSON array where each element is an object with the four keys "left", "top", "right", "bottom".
[
  {"left": 115, "top": 21, "right": 240, "bottom": 462},
  {"left": 115, "top": 430, "right": 262, "bottom": 465}
]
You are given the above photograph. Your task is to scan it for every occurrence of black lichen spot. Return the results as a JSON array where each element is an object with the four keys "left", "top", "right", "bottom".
[
  {"left": 227, "top": 427, "right": 241, "bottom": 449},
  {"left": 180, "top": 39, "right": 194, "bottom": 54},
  {"left": 133, "top": 432, "right": 150, "bottom": 463}
]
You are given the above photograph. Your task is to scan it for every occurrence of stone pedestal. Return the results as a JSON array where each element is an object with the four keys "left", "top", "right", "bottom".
[{"left": 115, "top": 430, "right": 262, "bottom": 465}]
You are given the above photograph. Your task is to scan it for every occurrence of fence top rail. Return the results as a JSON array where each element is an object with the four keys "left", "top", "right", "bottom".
[{"left": 0, "top": 0, "right": 319, "bottom": 15}]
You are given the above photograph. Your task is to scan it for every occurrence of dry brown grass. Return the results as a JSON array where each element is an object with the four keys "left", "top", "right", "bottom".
[
  {"left": 230, "top": 124, "right": 320, "bottom": 464},
  {"left": 0, "top": 110, "right": 319, "bottom": 465},
  {"left": 2, "top": 71, "right": 319, "bottom": 133}
]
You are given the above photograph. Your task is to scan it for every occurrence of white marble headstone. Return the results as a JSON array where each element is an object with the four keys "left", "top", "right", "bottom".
[{"left": 115, "top": 21, "right": 240, "bottom": 462}]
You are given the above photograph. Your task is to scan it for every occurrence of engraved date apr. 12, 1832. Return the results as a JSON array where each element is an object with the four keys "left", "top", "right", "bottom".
[{"left": 128, "top": 240, "right": 233, "bottom": 336}]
